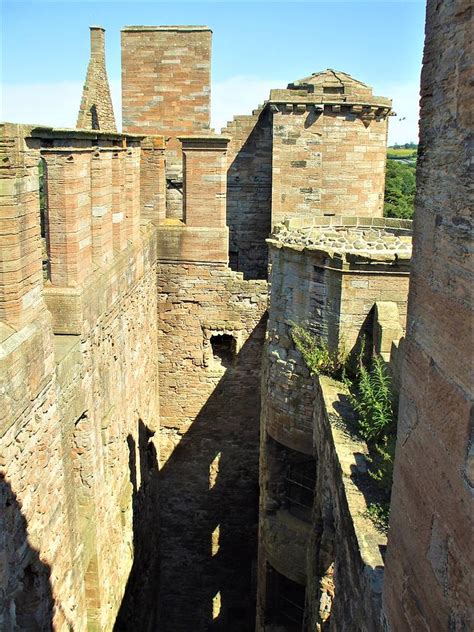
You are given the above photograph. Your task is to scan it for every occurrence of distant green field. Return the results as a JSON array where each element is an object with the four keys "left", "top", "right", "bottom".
[{"left": 387, "top": 148, "right": 417, "bottom": 159}]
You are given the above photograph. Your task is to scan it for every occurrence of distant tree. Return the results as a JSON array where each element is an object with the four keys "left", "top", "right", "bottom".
[{"left": 384, "top": 160, "right": 416, "bottom": 219}]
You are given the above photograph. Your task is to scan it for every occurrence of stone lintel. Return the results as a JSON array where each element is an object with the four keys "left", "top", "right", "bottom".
[{"left": 178, "top": 135, "right": 230, "bottom": 151}]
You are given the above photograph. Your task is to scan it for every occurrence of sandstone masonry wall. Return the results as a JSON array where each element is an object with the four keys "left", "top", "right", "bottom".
[
  {"left": 271, "top": 107, "right": 388, "bottom": 223},
  {"left": 0, "top": 125, "right": 160, "bottom": 631},
  {"left": 156, "top": 262, "right": 267, "bottom": 631},
  {"left": 257, "top": 221, "right": 411, "bottom": 630},
  {"left": 382, "top": 2, "right": 473, "bottom": 629},
  {"left": 224, "top": 108, "right": 273, "bottom": 279},
  {"left": 121, "top": 26, "right": 212, "bottom": 219}
]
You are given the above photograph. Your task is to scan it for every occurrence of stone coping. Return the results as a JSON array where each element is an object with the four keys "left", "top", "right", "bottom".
[
  {"left": 317, "top": 375, "right": 386, "bottom": 585},
  {"left": 178, "top": 134, "right": 230, "bottom": 149},
  {"left": 281, "top": 215, "right": 412, "bottom": 232},
  {"left": 268, "top": 216, "right": 412, "bottom": 261},
  {"left": 0, "top": 123, "right": 144, "bottom": 142},
  {"left": 122, "top": 25, "right": 212, "bottom": 32}
]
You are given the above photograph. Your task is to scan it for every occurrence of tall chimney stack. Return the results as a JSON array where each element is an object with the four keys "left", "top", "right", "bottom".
[{"left": 77, "top": 26, "right": 117, "bottom": 132}]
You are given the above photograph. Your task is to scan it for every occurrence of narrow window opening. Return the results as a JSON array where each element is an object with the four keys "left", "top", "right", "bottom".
[
  {"left": 210, "top": 334, "right": 236, "bottom": 369},
  {"left": 265, "top": 565, "right": 305, "bottom": 631},
  {"left": 284, "top": 458, "right": 316, "bottom": 522},
  {"left": 38, "top": 157, "right": 50, "bottom": 280}
]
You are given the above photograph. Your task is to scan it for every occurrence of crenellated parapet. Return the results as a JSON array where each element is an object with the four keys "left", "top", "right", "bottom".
[
  {"left": 156, "top": 134, "right": 230, "bottom": 264},
  {"left": 0, "top": 124, "right": 45, "bottom": 331},
  {"left": 0, "top": 124, "right": 168, "bottom": 336}
]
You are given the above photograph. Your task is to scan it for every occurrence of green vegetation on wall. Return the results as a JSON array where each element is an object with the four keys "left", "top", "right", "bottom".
[
  {"left": 290, "top": 323, "right": 396, "bottom": 533},
  {"left": 384, "top": 146, "right": 417, "bottom": 220}
]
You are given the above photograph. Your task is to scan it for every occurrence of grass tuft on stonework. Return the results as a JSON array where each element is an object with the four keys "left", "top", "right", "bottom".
[
  {"left": 289, "top": 322, "right": 348, "bottom": 380},
  {"left": 290, "top": 324, "right": 395, "bottom": 532}
]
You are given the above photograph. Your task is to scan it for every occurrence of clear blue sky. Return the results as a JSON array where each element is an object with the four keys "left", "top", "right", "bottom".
[{"left": 1, "top": 1, "right": 427, "bottom": 143}]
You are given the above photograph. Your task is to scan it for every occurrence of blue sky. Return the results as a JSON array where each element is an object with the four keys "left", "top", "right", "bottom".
[{"left": 1, "top": 1, "right": 426, "bottom": 143}]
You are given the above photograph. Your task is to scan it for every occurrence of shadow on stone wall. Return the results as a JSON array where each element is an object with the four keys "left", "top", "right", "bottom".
[
  {"left": 157, "top": 317, "right": 267, "bottom": 632},
  {"left": 114, "top": 420, "right": 160, "bottom": 632},
  {"left": 0, "top": 473, "right": 56, "bottom": 631},
  {"left": 227, "top": 114, "right": 272, "bottom": 281}
]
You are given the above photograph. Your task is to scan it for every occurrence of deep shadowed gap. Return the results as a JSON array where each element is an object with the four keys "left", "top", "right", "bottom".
[{"left": 0, "top": 473, "right": 56, "bottom": 631}]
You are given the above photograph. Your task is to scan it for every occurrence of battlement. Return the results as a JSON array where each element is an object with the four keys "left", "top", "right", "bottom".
[
  {"left": 0, "top": 123, "right": 167, "bottom": 334},
  {"left": 0, "top": 122, "right": 234, "bottom": 334}
]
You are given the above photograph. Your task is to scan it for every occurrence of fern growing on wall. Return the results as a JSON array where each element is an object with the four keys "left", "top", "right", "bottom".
[
  {"left": 349, "top": 354, "right": 394, "bottom": 442},
  {"left": 290, "top": 322, "right": 396, "bottom": 534},
  {"left": 347, "top": 348, "right": 396, "bottom": 533}
]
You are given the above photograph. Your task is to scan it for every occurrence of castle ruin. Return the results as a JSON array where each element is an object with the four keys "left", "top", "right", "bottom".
[{"left": 0, "top": 1, "right": 472, "bottom": 631}]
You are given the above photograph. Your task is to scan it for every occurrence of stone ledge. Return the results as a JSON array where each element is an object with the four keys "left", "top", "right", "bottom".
[
  {"left": 261, "top": 508, "right": 311, "bottom": 586},
  {"left": 315, "top": 375, "right": 386, "bottom": 589}
]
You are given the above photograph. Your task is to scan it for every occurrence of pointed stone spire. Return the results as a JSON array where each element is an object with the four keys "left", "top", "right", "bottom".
[{"left": 77, "top": 26, "right": 117, "bottom": 132}]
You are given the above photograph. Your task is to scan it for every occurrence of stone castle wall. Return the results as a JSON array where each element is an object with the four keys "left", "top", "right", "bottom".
[
  {"left": 257, "top": 219, "right": 412, "bottom": 631},
  {"left": 156, "top": 262, "right": 267, "bottom": 631},
  {"left": 224, "top": 108, "right": 273, "bottom": 280},
  {"left": 153, "top": 130, "right": 268, "bottom": 631},
  {"left": 2, "top": 8, "right": 471, "bottom": 631},
  {"left": 382, "top": 1, "right": 473, "bottom": 629},
  {"left": 0, "top": 123, "right": 161, "bottom": 630},
  {"left": 271, "top": 107, "right": 388, "bottom": 222}
]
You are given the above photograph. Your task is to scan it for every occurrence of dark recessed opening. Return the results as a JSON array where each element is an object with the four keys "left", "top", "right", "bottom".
[
  {"left": 38, "top": 157, "right": 50, "bottom": 281},
  {"left": 265, "top": 565, "right": 305, "bottom": 631},
  {"left": 15, "top": 564, "right": 42, "bottom": 628},
  {"left": 284, "top": 458, "right": 316, "bottom": 522},
  {"left": 229, "top": 250, "right": 239, "bottom": 271},
  {"left": 323, "top": 86, "right": 344, "bottom": 94},
  {"left": 210, "top": 334, "right": 235, "bottom": 368}
]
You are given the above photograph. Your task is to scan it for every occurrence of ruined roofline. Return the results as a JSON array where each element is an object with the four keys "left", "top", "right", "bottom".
[
  {"left": 121, "top": 25, "right": 212, "bottom": 32},
  {"left": 289, "top": 68, "right": 372, "bottom": 90}
]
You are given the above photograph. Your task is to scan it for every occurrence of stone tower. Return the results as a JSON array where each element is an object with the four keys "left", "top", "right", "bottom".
[
  {"left": 77, "top": 26, "right": 117, "bottom": 132},
  {"left": 121, "top": 25, "right": 212, "bottom": 218}
]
